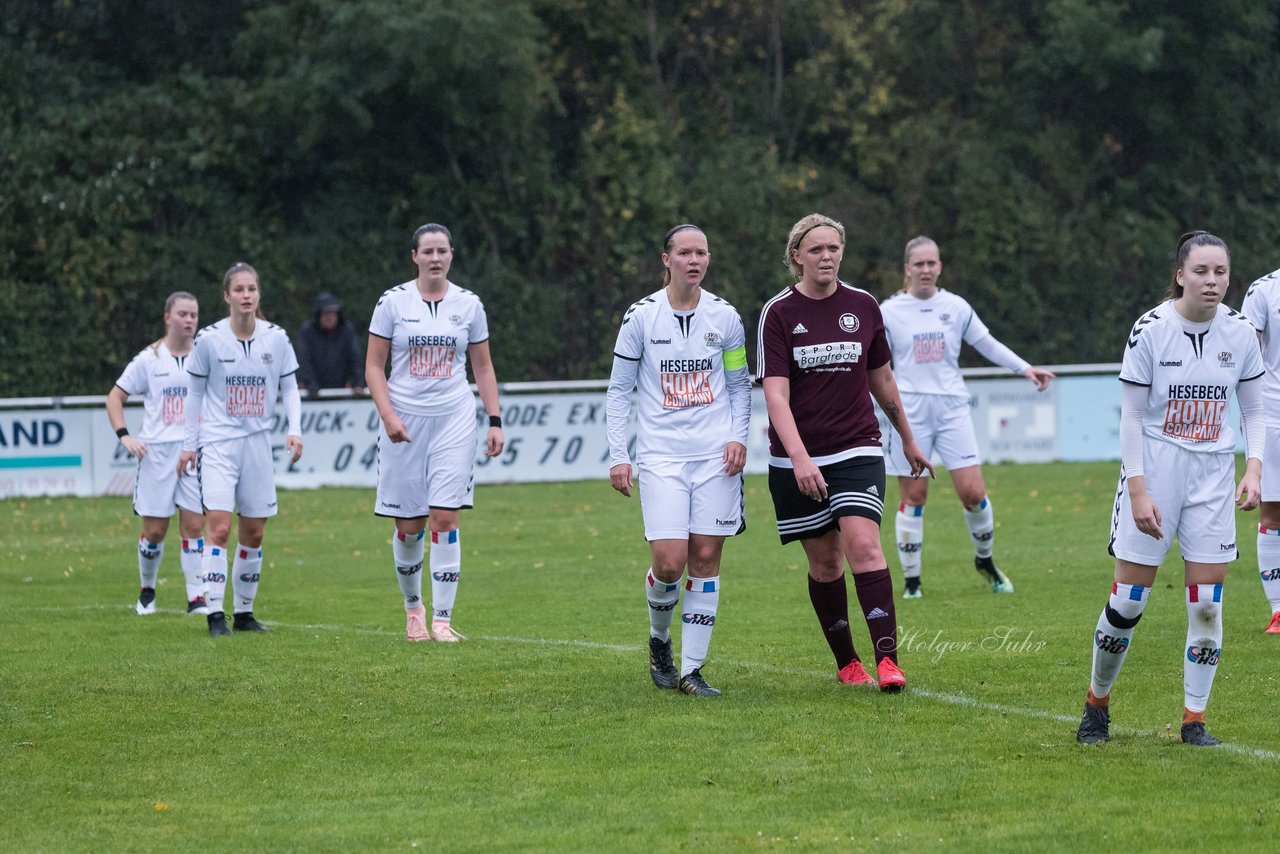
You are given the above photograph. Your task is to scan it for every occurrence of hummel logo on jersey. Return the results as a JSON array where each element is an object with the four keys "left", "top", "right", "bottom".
[
  {"left": 866, "top": 484, "right": 879, "bottom": 496},
  {"left": 219, "top": 357, "right": 236, "bottom": 363},
  {"left": 792, "top": 323, "right": 808, "bottom": 334},
  {"left": 1160, "top": 360, "right": 1182, "bottom": 367},
  {"left": 866, "top": 607, "right": 889, "bottom": 620},
  {"left": 400, "top": 317, "right": 420, "bottom": 323},
  {"left": 650, "top": 338, "right": 671, "bottom": 344}
]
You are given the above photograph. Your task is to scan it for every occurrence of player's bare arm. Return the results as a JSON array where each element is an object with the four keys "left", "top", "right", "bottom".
[{"left": 762, "top": 376, "right": 827, "bottom": 500}]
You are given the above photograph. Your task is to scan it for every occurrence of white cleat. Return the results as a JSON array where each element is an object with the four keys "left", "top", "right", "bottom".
[{"left": 431, "top": 621, "right": 467, "bottom": 643}]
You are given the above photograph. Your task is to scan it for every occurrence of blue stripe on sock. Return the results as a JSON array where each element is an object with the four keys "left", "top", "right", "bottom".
[
  {"left": 1212, "top": 583, "right": 1222, "bottom": 603},
  {"left": 1128, "top": 584, "right": 1146, "bottom": 601}
]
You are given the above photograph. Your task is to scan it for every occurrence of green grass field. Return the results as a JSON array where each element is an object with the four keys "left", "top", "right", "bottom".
[{"left": 3, "top": 460, "right": 1278, "bottom": 851}]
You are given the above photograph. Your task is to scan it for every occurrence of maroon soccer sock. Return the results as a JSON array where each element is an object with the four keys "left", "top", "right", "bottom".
[
  {"left": 807, "top": 574, "right": 857, "bottom": 669},
  {"left": 853, "top": 569, "right": 898, "bottom": 663}
]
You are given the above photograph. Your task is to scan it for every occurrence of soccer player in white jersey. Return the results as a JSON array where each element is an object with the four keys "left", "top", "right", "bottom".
[
  {"left": 607, "top": 224, "right": 751, "bottom": 697},
  {"left": 1239, "top": 266, "right": 1280, "bottom": 634},
  {"left": 177, "top": 263, "right": 303, "bottom": 637},
  {"left": 366, "top": 223, "right": 504, "bottom": 644},
  {"left": 106, "top": 292, "right": 207, "bottom": 616},
  {"left": 880, "top": 236, "right": 1056, "bottom": 599},
  {"left": 1076, "top": 231, "right": 1264, "bottom": 748}
]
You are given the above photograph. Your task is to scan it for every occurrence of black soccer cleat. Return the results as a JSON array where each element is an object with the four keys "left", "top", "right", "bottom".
[
  {"left": 135, "top": 587, "right": 157, "bottom": 615},
  {"left": 975, "top": 555, "right": 1014, "bottom": 593},
  {"left": 207, "top": 611, "right": 232, "bottom": 637},
  {"left": 678, "top": 668, "right": 721, "bottom": 697},
  {"left": 648, "top": 636, "right": 679, "bottom": 689},
  {"left": 232, "top": 612, "right": 270, "bottom": 633},
  {"left": 187, "top": 595, "right": 209, "bottom": 615},
  {"left": 1181, "top": 722, "right": 1221, "bottom": 747},
  {"left": 1076, "top": 702, "right": 1111, "bottom": 744}
]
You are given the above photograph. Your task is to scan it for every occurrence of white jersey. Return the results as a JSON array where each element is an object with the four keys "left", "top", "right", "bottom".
[
  {"left": 881, "top": 288, "right": 999, "bottom": 396},
  {"left": 607, "top": 287, "right": 751, "bottom": 465},
  {"left": 368, "top": 280, "right": 489, "bottom": 417},
  {"left": 186, "top": 318, "right": 300, "bottom": 444},
  {"left": 114, "top": 341, "right": 192, "bottom": 443},
  {"left": 1120, "top": 300, "right": 1263, "bottom": 454},
  {"left": 1240, "top": 268, "right": 1280, "bottom": 413}
]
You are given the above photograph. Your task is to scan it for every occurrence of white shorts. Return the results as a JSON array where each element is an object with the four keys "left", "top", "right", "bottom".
[
  {"left": 637, "top": 457, "right": 744, "bottom": 541},
  {"left": 375, "top": 406, "right": 477, "bottom": 518},
  {"left": 1109, "top": 441, "right": 1237, "bottom": 565},
  {"left": 134, "top": 440, "right": 202, "bottom": 517},
  {"left": 883, "top": 393, "right": 980, "bottom": 476},
  {"left": 1262, "top": 424, "right": 1280, "bottom": 502},
  {"left": 198, "top": 433, "right": 278, "bottom": 518}
]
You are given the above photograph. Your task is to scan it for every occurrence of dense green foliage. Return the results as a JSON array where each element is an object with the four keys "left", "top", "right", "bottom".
[{"left": 3, "top": 1, "right": 1279, "bottom": 395}]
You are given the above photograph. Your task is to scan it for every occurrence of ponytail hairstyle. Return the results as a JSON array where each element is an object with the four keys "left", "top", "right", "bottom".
[
  {"left": 153, "top": 290, "right": 199, "bottom": 353},
  {"left": 783, "top": 214, "right": 845, "bottom": 280},
  {"left": 222, "top": 261, "right": 266, "bottom": 320},
  {"left": 1168, "top": 230, "right": 1229, "bottom": 300},
  {"left": 412, "top": 222, "right": 453, "bottom": 251},
  {"left": 902, "top": 235, "right": 937, "bottom": 292},
  {"left": 661, "top": 223, "right": 706, "bottom": 286}
]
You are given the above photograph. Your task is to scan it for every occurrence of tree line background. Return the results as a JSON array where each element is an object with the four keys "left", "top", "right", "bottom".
[{"left": 3, "top": 0, "right": 1279, "bottom": 397}]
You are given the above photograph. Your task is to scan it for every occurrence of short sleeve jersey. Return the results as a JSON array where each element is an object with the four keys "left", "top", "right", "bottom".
[
  {"left": 368, "top": 281, "right": 488, "bottom": 417},
  {"left": 1240, "top": 268, "right": 1280, "bottom": 413},
  {"left": 879, "top": 288, "right": 989, "bottom": 396},
  {"left": 756, "top": 282, "right": 891, "bottom": 465},
  {"left": 613, "top": 288, "right": 748, "bottom": 464},
  {"left": 114, "top": 342, "right": 191, "bottom": 443},
  {"left": 1120, "top": 300, "right": 1263, "bottom": 454},
  {"left": 186, "top": 318, "right": 300, "bottom": 443}
]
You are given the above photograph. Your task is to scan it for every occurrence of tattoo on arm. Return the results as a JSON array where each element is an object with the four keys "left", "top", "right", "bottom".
[{"left": 883, "top": 401, "right": 901, "bottom": 427}]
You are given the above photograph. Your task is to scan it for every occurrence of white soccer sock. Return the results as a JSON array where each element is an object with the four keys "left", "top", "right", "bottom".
[
  {"left": 138, "top": 537, "right": 163, "bottom": 589},
  {"left": 680, "top": 576, "right": 719, "bottom": 677},
  {"left": 1257, "top": 526, "right": 1280, "bottom": 614},
  {"left": 1184, "top": 583, "right": 1224, "bottom": 714},
  {"left": 1089, "top": 581, "right": 1149, "bottom": 700},
  {"left": 430, "top": 530, "right": 462, "bottom": 623},
  {"left": 393, "top": 529, "right": 426, "bottom": 610},
  {"left": 180, "top": 537, "right": 206, "bottom": 601},
  {"left": 963, "top": 496, "right": 995, "bottom": 559},
  {"left": 646, "top": 568, "right": 681, "bottom": 641},
  {"left": 231, "top": 546, "right": 264, "bottom": 615},
  {"left": 895, "top": 503, "right": 924, "bottom": 580},
  {"left": 203, "top": 546, "right": 229, "bottom": 614}
]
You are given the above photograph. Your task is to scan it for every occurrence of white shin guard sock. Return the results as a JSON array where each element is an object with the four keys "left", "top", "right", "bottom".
[
  {"left": 646, "top": 568, "right": 681, "bottom": 641},
  {"left": 895, "top": 504, "right": 924, "bottom": 580},
  {"left": 680, "top": 576, "right": 719, "bottom": 677},
  {"left": 430, "top": 530, "right": 461, "bottom": 623},
  {"left": 138, "top": 537, "right": 163, "bottom": 589},
  {"left": 1184, "top": 584, "right": 1224, "bottom": 714},
  {"left": 203, "top": 546, "right": 229, "bottom": 614},
  {"left": 180, "top": 537, "right": 205, "bottom": 601},
  {"left": 393, "top": 529, "right": 426, "bottom": 610},
  {"left": 231, "top": 546, "right": 263, "bottom": 615},
  {"left": 963, "top": 496, "right": 995, "bottom": 559},
  {"left": 1090, "top": 582, "right": 1149, "bottom": 699}
]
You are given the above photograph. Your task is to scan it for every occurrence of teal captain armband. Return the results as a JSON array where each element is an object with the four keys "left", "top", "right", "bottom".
[{"left": 723, "top": 345, "right": 747, "bottom": 371}]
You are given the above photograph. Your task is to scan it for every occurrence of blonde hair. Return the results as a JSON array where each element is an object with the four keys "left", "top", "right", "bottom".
[
  {"left": 152, "top": 290, "right": 199, "bottom": 353},
  {"left": 902, "top": 235, "right": 938, "bottom": 291},
  {"left": 784, "top": 214, "right": 845, "bottom": 280}
]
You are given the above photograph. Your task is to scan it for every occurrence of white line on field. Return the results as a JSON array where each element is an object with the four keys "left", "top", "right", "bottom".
[{"left": 40, "top": 604, "right": 1280, "bottom": 762}]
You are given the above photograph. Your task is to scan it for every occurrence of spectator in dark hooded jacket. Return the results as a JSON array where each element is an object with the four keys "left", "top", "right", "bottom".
[{"left": 297, "top": 292, "right": 365, "bottom": 396}]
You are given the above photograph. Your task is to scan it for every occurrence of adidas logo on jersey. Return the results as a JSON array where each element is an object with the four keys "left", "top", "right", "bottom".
[
  {"left": 866, "top": 484, "right": 879, "bottom": 496},
  {"left": 792, "top": 323, "right": 809, "bottom": 334},
  {"left": 866, "top": 607, "right": 890, "bottom": 619}
]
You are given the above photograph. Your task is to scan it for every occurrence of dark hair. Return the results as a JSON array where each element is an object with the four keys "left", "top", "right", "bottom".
[
  {"left": 221, "top": 262, "right": 257, "bottom": 293},
  {"left": 662, "top": 224, "right": 706, "bottom": 285},
  {"left": 412, "top": 223, "right": 453, "bottom": 251},
  {"left": 1168, "top": 230, "right": 1230, "bottom": 300}
]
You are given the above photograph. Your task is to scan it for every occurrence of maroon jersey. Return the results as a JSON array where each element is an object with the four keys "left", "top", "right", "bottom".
[{"left": 756, "top": 282, "right": 890, "bottom": 465}]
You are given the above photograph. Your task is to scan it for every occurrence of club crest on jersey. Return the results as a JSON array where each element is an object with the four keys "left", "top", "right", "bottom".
[
  {"left": 1218, "top": 351, "right": 1234, "bottom": 368},
  {"left": 704, "top": 331, "right": 721, "bottom": 346},
  {"left": 261, "top": 352, "right": 272, "bottom": 364},
  {"left": 940, "top": 313, "right": 950, "bottom": 322},
  {"left": 450, "top": 314, "right": 464, "bottom": 325},
  {"left": 839, "top": 313, "right": 859, "bottom": 333}
]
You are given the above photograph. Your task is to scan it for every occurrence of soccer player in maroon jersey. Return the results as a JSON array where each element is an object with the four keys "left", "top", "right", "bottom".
[{"left": 757, "top": 213, "right": 932, "bottom": 692}]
